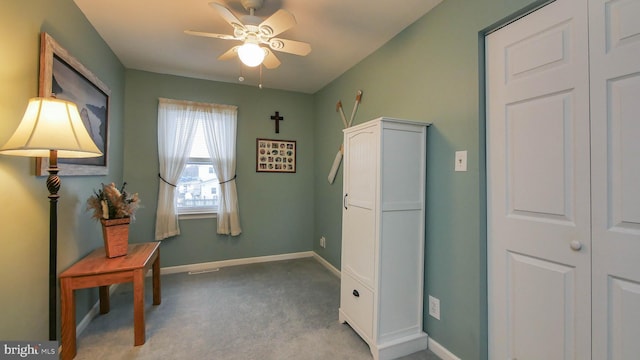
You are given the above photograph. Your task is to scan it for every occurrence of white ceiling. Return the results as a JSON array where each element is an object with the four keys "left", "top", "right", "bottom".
[{"left": 73, "top": 0, "right": 442, "bottom": 94}]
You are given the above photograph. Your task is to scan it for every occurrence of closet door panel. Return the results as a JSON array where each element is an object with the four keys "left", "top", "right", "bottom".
[
  {"left": 590, "top": 1, "right": 640, "bottom": 357},
  {"left": 508, "top": 253, "right": 577, "bottom": 360},
  {"left": 608, "top": 277, "right": 640, "bottom": 359},
  {"left": 487, "top": 0, "right": 591, "bottom": 358}
]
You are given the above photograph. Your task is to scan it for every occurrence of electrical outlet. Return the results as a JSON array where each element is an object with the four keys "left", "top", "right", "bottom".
[
  {"left": 455, "top": 150, "right": 467, "bottom": 172},
  {"left": 428, "top": 295, "right": 441, "bottom": 320},
  {"left": 320, "top": 236, "right": 326, "bottom": 248}
]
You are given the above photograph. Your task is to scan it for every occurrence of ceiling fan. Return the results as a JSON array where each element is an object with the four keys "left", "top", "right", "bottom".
[{"left": 185, "top": 0, "right": 311, "bottom": 69}]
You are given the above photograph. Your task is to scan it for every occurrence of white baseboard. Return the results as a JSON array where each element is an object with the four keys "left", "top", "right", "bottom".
[
  {"left": 312, "top": 252, "right": 341, "bottom": 278},
  {"left": 377, "top": 332, "right": 429, "bottom": 360},
  {"left": 76, "top": 284, "right": 119, "bottom": 336},
  {"left": 76, "top": 301, "right": 99, "bottom": 336},
  {"left": 160, "top": 251, "right": 315, "bottom": 275},
  {"left": 428, "top": 337, "right": 461, "bottom": 360}
]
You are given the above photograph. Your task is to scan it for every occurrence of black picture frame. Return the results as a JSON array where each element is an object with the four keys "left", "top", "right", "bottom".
[{"left": 256, "top": 138, "right": 296, "bottom": 173}]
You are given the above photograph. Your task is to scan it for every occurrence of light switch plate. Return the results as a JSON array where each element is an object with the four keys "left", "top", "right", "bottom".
[{"left": 455, "top": 151, "right": 467, "bottom": 172}]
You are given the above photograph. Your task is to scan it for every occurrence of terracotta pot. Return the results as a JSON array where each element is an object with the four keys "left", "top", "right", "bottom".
[{"left": 100, "top": 217, "right": 130, "bottom": 258}]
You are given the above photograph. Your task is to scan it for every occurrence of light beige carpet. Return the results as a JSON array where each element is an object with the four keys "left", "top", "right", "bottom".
[{"left": 74, "top": 257, "right": 440, "bottom": 360}]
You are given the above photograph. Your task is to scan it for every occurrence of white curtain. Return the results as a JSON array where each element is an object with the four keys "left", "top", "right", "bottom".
[
  {"left": 155, "top": 98, "right": 241, "bottom": 240},
  {"left": 155, "top": 98, "right": 199, "bottom": 240},
  {"left": 202, "top": 104, "right": 242, "bottom": 235}
]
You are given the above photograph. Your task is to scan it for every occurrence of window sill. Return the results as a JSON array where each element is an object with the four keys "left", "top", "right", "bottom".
[{"left": 178, "top": 212, "right": 217, "bottom": 220}]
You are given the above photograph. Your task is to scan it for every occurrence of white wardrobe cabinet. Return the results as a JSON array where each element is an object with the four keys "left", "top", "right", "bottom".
[{"left": 339, "top": 117, "right": 430, "bottom": 360}]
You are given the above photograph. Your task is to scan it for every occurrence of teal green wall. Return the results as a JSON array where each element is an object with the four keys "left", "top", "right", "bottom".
[
  {"left": 0, "top": 0, "right": 125, "bottom": 340},
  {"left": 123, "top": 70, "right": 315, "bottom": 267},
  {"left": 313, "top": 0, "right": 539, "bottom": 358},
  {"left": 0, "top": 0, "right": 547, "bottom": 357}
]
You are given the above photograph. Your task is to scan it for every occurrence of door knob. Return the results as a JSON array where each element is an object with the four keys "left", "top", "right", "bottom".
[{"left": 570, "top": 240, "right": 582, "bottom": 251}]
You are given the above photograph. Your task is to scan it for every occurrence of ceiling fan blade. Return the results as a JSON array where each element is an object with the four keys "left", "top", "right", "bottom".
[
  {"left": 263, "top": 49, "right": 281, "bottom": 69},
  {"left": 259, "top": 9, "right": 296, "bottom": 37},
  {"left": 269, "top": 38, "right": 311, "bottom": 56},
  {"left": 209, "top": 2, "right": 243, "bottom": 29},
  {"left": 184, "top": 30, "right": 238, "bottom": 41},
  {"left": 218, "top": 46, "right": 239, "bottom": 61}
]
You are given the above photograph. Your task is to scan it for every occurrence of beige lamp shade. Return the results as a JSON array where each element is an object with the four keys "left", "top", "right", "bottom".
[{"left": 0, "top": 97, "right": 102, "bottom": 158}]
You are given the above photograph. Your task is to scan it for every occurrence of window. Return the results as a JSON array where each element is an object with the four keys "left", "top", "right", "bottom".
[
  {"left": 156, "top": 98, "right": 240, "bottom": 239},
  {"left": 176, "top": 121, "right": 220, "bottom": 215}
]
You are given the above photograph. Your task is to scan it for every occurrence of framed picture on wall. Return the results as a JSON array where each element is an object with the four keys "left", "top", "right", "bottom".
[
  {"left": 256, "top": 138, "right": 296, "bottom": 173},
  {"left": 36, "top": 32, "right": 111, "bottom": 176}
]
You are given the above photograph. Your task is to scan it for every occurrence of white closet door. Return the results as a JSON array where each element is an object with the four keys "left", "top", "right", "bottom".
[
  {"left": 486, "top": 0, "right": 591, "bottom": 358},
  {"left": 590, "top": 0, "right": 640, "bottom": 358}
]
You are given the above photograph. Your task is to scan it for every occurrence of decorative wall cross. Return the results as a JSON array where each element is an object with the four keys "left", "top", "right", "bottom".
[{"left": 270, "top": 111, "right": 284, "bottom": 133}]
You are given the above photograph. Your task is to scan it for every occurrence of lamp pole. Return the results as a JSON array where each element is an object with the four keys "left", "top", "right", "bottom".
[{"left": 46, "top": 149, "right": 60, "bottom": 341}]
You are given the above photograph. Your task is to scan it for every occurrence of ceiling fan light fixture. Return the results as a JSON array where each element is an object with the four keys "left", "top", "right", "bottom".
[
  {"left": 238, "top": 42, "right": 265, "bottom": 67},
  {"left": 187, "top": 1, "right": 310, "bottom": 70}
]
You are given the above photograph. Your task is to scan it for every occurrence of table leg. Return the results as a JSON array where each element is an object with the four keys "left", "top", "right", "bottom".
[
  {"left": 60, "top": 278, "right": 76, "bottom": 360},
  {"left": 133, "top": 268, "right": 145, "bottom": 346},
  {"left": 99, "top": 286, "right": 110, "bottom": 314},
  {"left": 153, "top": 250, "right": 161, "bottom": 305}
]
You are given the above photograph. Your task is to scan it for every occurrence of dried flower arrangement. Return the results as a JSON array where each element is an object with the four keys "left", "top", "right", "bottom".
[{"left": 86, "top": 182, "right": 140, "bottom": 221}]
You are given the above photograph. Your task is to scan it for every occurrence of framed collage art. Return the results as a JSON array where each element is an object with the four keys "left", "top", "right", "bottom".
[{"left": 256, "top": 138, "right": 296, "bottom": 173}]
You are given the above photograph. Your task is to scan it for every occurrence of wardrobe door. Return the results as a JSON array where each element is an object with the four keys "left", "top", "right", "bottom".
[
  {"left": 590, "top": 0, "right": 640, "bottom": 358},
  {"left": 342, "top": 125, "right": 378, "bottom": 288}
]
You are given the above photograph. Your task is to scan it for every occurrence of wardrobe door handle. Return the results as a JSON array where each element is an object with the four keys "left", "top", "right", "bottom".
[
  {"left": 352, "top": 289, "right": 359, "bottom": 297},
  {"left": 344, "top": 193, "right": 348, "bottom": 210}
]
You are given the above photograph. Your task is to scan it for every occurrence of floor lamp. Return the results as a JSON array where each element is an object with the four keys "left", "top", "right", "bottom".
[{"left": 0, "top": 97, "right": 102, "bottom": 341}]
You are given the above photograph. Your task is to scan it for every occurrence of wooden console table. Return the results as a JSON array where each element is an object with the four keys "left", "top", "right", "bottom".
[{"left": 59, "top": 242, "right": 161, "bottom": 360}]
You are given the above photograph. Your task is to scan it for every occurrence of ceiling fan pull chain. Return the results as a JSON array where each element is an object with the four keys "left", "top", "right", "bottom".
[{"left": 239, "top": 62, "right": 245, "bottom": 82}]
